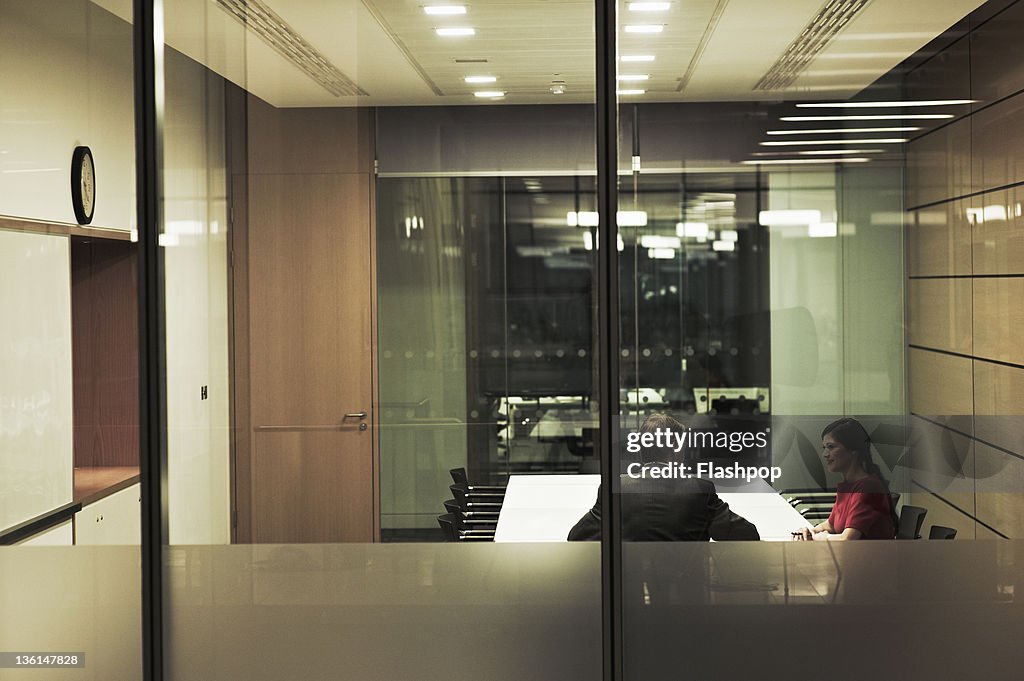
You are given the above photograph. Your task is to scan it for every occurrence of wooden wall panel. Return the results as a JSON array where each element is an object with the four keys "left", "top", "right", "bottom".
[
  {"left": 972, "top": 94, "right": 1024, "bottom": 193},
  {"left": 974, "top": 360, "right": 1024, "bottom": 456},
  {"left": 908, "top": 278, "right": 973, "bottom": 354},
  {"left": 908, "top": 201, "right": 972, "bottom": 277},
  {"left": 973, "top": 187, "right": 1024, "bottom": 275},
  {"left": 975, "top": 443, "right": 1024, "bottom": 538},
  {"left": 974, "top": 277, "right": 1024, "bottom": 365},
  {"left": 907, "top": 490, "right": 976, "bottom": 540},
  {"left": 71, "top": 238, "right": 139, "bottom": 468},
  {"left": 908, "top": 349, "right": 973, "bottom": 416}
]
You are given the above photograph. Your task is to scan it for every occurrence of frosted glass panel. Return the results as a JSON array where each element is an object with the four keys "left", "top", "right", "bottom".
[
  {"left": 166, "top": 543, "right": 600, "bottom": 681},
  {"left": 0, "top": 546, "right": 140, "bottom": 680},
  {"left": 623, "top": 541, "right": 1024, "bottom": 680}
]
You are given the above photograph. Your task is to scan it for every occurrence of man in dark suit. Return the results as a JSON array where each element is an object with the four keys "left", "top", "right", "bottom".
[{"left": 568, "top": 414, "right": 759, "bottom": 541}]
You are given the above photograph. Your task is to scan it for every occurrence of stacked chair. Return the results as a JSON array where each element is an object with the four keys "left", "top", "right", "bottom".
[{"left": 437, "top": 468, "right": 506, "bottom": 542}]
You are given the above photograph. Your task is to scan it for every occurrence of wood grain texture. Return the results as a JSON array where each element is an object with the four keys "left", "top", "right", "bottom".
[
  {"left": 908, "top": 277, "right": 973, "bottom": 355},
  {"left": 908, "top": 348, "right": 973, "bottom": 419},
  {"left": 973, "top": 187, "right": 1024, "bottom": 275},
  {"left": 974, "top": 277, "right": 1024, "bottom": 366},
  {"left": 974, "top": 359, "right": 1024, "bottom": 456},
  {"left": 245, "top": 169, "right": 375, "bottom": 543},
  {"left": 908, "top": 200, "right": 972, "bottom": 277},
  {"left": 71, "top": 238, "right": 139, "bottom": 467}
]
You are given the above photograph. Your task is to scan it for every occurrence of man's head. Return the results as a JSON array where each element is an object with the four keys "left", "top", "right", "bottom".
[{"left": 637, "top": 412, "right": 685, "bottom": 463}]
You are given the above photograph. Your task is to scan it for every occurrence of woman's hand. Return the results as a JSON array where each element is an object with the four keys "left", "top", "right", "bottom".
[{"left": 791, "top": 527, "right": 813, "bottom": 541}]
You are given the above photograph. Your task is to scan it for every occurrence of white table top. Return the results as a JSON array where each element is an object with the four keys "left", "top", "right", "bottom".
[{"left": 494, "top": 473, "right": 811, "bottom": 543}]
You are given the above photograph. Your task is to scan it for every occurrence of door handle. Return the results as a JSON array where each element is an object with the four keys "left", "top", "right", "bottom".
[{"left": 344, "top": 412, "right": 368, "bottom": 419}]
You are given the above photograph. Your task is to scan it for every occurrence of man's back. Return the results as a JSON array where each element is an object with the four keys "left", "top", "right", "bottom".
[{"left": 567, "top": 473, "right": 759, "bottom": 541}]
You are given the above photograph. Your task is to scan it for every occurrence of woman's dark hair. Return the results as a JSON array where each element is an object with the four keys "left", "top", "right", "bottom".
[{"left": 822, "top": 418, "right": 899, "bottom": 529}]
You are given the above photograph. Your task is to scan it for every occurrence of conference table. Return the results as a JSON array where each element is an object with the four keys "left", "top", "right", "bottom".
[{"left": 494, "top": 474, "right": 811, "bottom": 542}]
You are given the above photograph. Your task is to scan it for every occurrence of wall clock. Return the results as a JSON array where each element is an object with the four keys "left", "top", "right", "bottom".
[{"left": 71, "top": 146, "right": 95, "bottom": 225}]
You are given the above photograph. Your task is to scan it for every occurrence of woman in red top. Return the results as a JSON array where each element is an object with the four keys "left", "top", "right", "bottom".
[{"left": 793, "top": 418, "right": 897, "bottom": 541}]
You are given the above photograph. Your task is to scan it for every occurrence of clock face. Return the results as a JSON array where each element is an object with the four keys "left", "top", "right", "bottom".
[{"left": 71, "top": 146, "right": 95, "bottom": 224}]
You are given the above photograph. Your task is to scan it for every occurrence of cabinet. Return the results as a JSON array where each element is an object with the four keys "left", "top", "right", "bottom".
[{"left": 74, "top": 483, "right": 141, "bottom": 545}]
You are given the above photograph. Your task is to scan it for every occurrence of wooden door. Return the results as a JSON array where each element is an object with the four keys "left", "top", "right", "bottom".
[{"left": 244, "top": 172, "right": 375, "bottom": 543}]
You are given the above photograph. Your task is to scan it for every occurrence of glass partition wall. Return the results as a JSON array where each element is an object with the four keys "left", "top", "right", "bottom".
[{"left": 6, "top": 0, "right": 1024, "bottom": 680}]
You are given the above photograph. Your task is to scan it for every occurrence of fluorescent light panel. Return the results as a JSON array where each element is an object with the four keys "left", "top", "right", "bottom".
[
  {"left": 808, "top": 222, "right": 838, "bottom": 238},
  {"left": 424, "top": 5, "right": 466, "bottom": 14},
  {"left": 759, "top": 139, "right": 906, "bottom": 146},
  {"left": 648, "top": 248, "right": 676, "bottom": 259},
  {"left": 780, "top": 114, "right": 953, "bottom": 121},
  {"left": 766, "top": 127, "right": 919, "bottom": 135},
  {"left": 796, "top": 99, "right": 975, "bottom": 108},
  {"left": 567, "top": 211, "right": 648, "bottom": 226},
  {"left": 436, "top": 27, "right": 475, "bottom": 36},
  {"left": 624, "top": 24, "right": 663, "bottom": 33},
  {"left": 676, "top": 222, "right": 709, "bottom": 238},
  {"left": 465, "top": 75, "right": 496, "bottom": 83},
  {"left": 711, "top": 241, "right": 735, "bottom": 252},
  {"left": 618, "top": 74, "right": 649, "bottom": 81},
  {"left": 639, "top": 235, "right": 680, "bottom": 249},
  {"left": 743, "top": 158, "right": 870, "bottom": 164},
  {"left": 618, "top": 89, "right": 645, "bottom": 96},
  {"left": 621, "top": 55, "right": 656, "bottom": 62},
  {"left": 759, "top": 210, "right": 822, "bottom": 226},
  {"left": 751, "top": 149, "right": 883, "bottom": 156},
  {"left": 629, "top": 1, "right": 670, "bottom": 10},
  {"left": 473, "top": 90, "right": 504, "bottom": 98}
]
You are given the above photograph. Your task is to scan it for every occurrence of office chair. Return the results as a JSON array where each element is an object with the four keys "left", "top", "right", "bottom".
[
  {"left": 928, "top": 525, "right": 957, "bottom": 540},
  {"left": 443, "top": 499, "right": 460, "bottom": 515},
  {"left": 449, "top": 469, "right": 507, "bottom": 494},
  {"left": 896, "top": 505, "right": 927, "bottom": 539},
  {"left": 437, "top": 514, "right": 457, "bottom": 541}
]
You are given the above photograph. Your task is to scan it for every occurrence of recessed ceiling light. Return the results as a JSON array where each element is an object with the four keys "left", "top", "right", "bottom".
[
  {"left": 766, "top": 127, "right": 920, "bottom": 135},
  {"left": 780, "top": 114, "right": 953, "bottom": 121},
  {"left": 465, "top": 75, "right": 496, "bottom": 83},
  {"left": 712, "top": 240, "right": 735, "bottom": 252},
  {"left": 424, "top": 5, "right": 466, "bottom": 15},
  {"left": 743, "top": 158, "right": 871, "bottom": 164},
  {"left": 473, "top": 90, "right": 505, "bottom": 98},
  {"left": 621, "top": 55, "right": 656, "bottom": 62},
  {"left": 758, "top": 210, "right": 822, "bottom": 225},
  {"left": 436, "top": 27, "right": 475, "bottom": 36},
  {"left": 759, "top": 138, "right": 907, "bottom": 146},
  {"left": 624, "top": 24, "right": 663, "bottom": 33},
  {"left": 751, "top": 149, "right": 885, "bottom": 156},
  {"left": 628, "top": 2, "right": 670, "bottom": 11},
  {"left": 796, "top": 99, "right": 975, "bottom": 108},
  {"left": 618, "top": 89, "right": 646, "bottom": 96},
  {"left": 618, "top": 74, "right": 649, "bottom": 81}
]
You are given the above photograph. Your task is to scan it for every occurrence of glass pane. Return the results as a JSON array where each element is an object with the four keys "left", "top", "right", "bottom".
[
  {"left": 161, "top": 0, "right": 600, "bottom": 676},
  {"left": 614, "top": 0, "right": 1024, "bottom": 677},
  {"left": 0, "top": 1, "right": 141, "bottom": 677}
]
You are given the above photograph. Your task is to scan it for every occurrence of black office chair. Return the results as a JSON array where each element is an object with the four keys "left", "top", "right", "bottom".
[
  {"left": 896, "top": 505, "right": 927, "bottom": 539},
  {"left": 449, "top": 469, "right": 507, "bottom": 494},
  {"left": 443, "top": 499, "right": 461, "bottom": 515},
  {"left": 437, "top": 514, "right": 457, "bottom": 541},
  {"left": 928, "top": 525, "right": 957, "bottom": 540}
]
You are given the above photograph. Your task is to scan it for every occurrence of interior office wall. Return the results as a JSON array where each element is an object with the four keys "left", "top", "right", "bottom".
[
  {"left": 0, "top": 0, "right": 135, "bottom": 231},
  {"left": 905, "top": 0, "right": 1024, "bottom": 539},
  {"left": 0, "top": 0, "right": 230, "bottom": 542},
  {"left": 0, "top": 231, "right": 74, "bottom": 530},
  {"left": 163, "top": 47, "right": 232, "bottom": 544}
]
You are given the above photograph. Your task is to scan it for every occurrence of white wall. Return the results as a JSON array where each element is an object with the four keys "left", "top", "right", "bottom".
[
  {"left": 0, "top": 0, "right": 135, "bottom": 230},
  {"left": 0, "top": 231, "right": 74, "bottom": 530},
  {"left": 0, "top": 0, "right": 231, "bottom": 544},
  {"left": 164, "top": 49, "right": 232, "bottom": 544}
]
